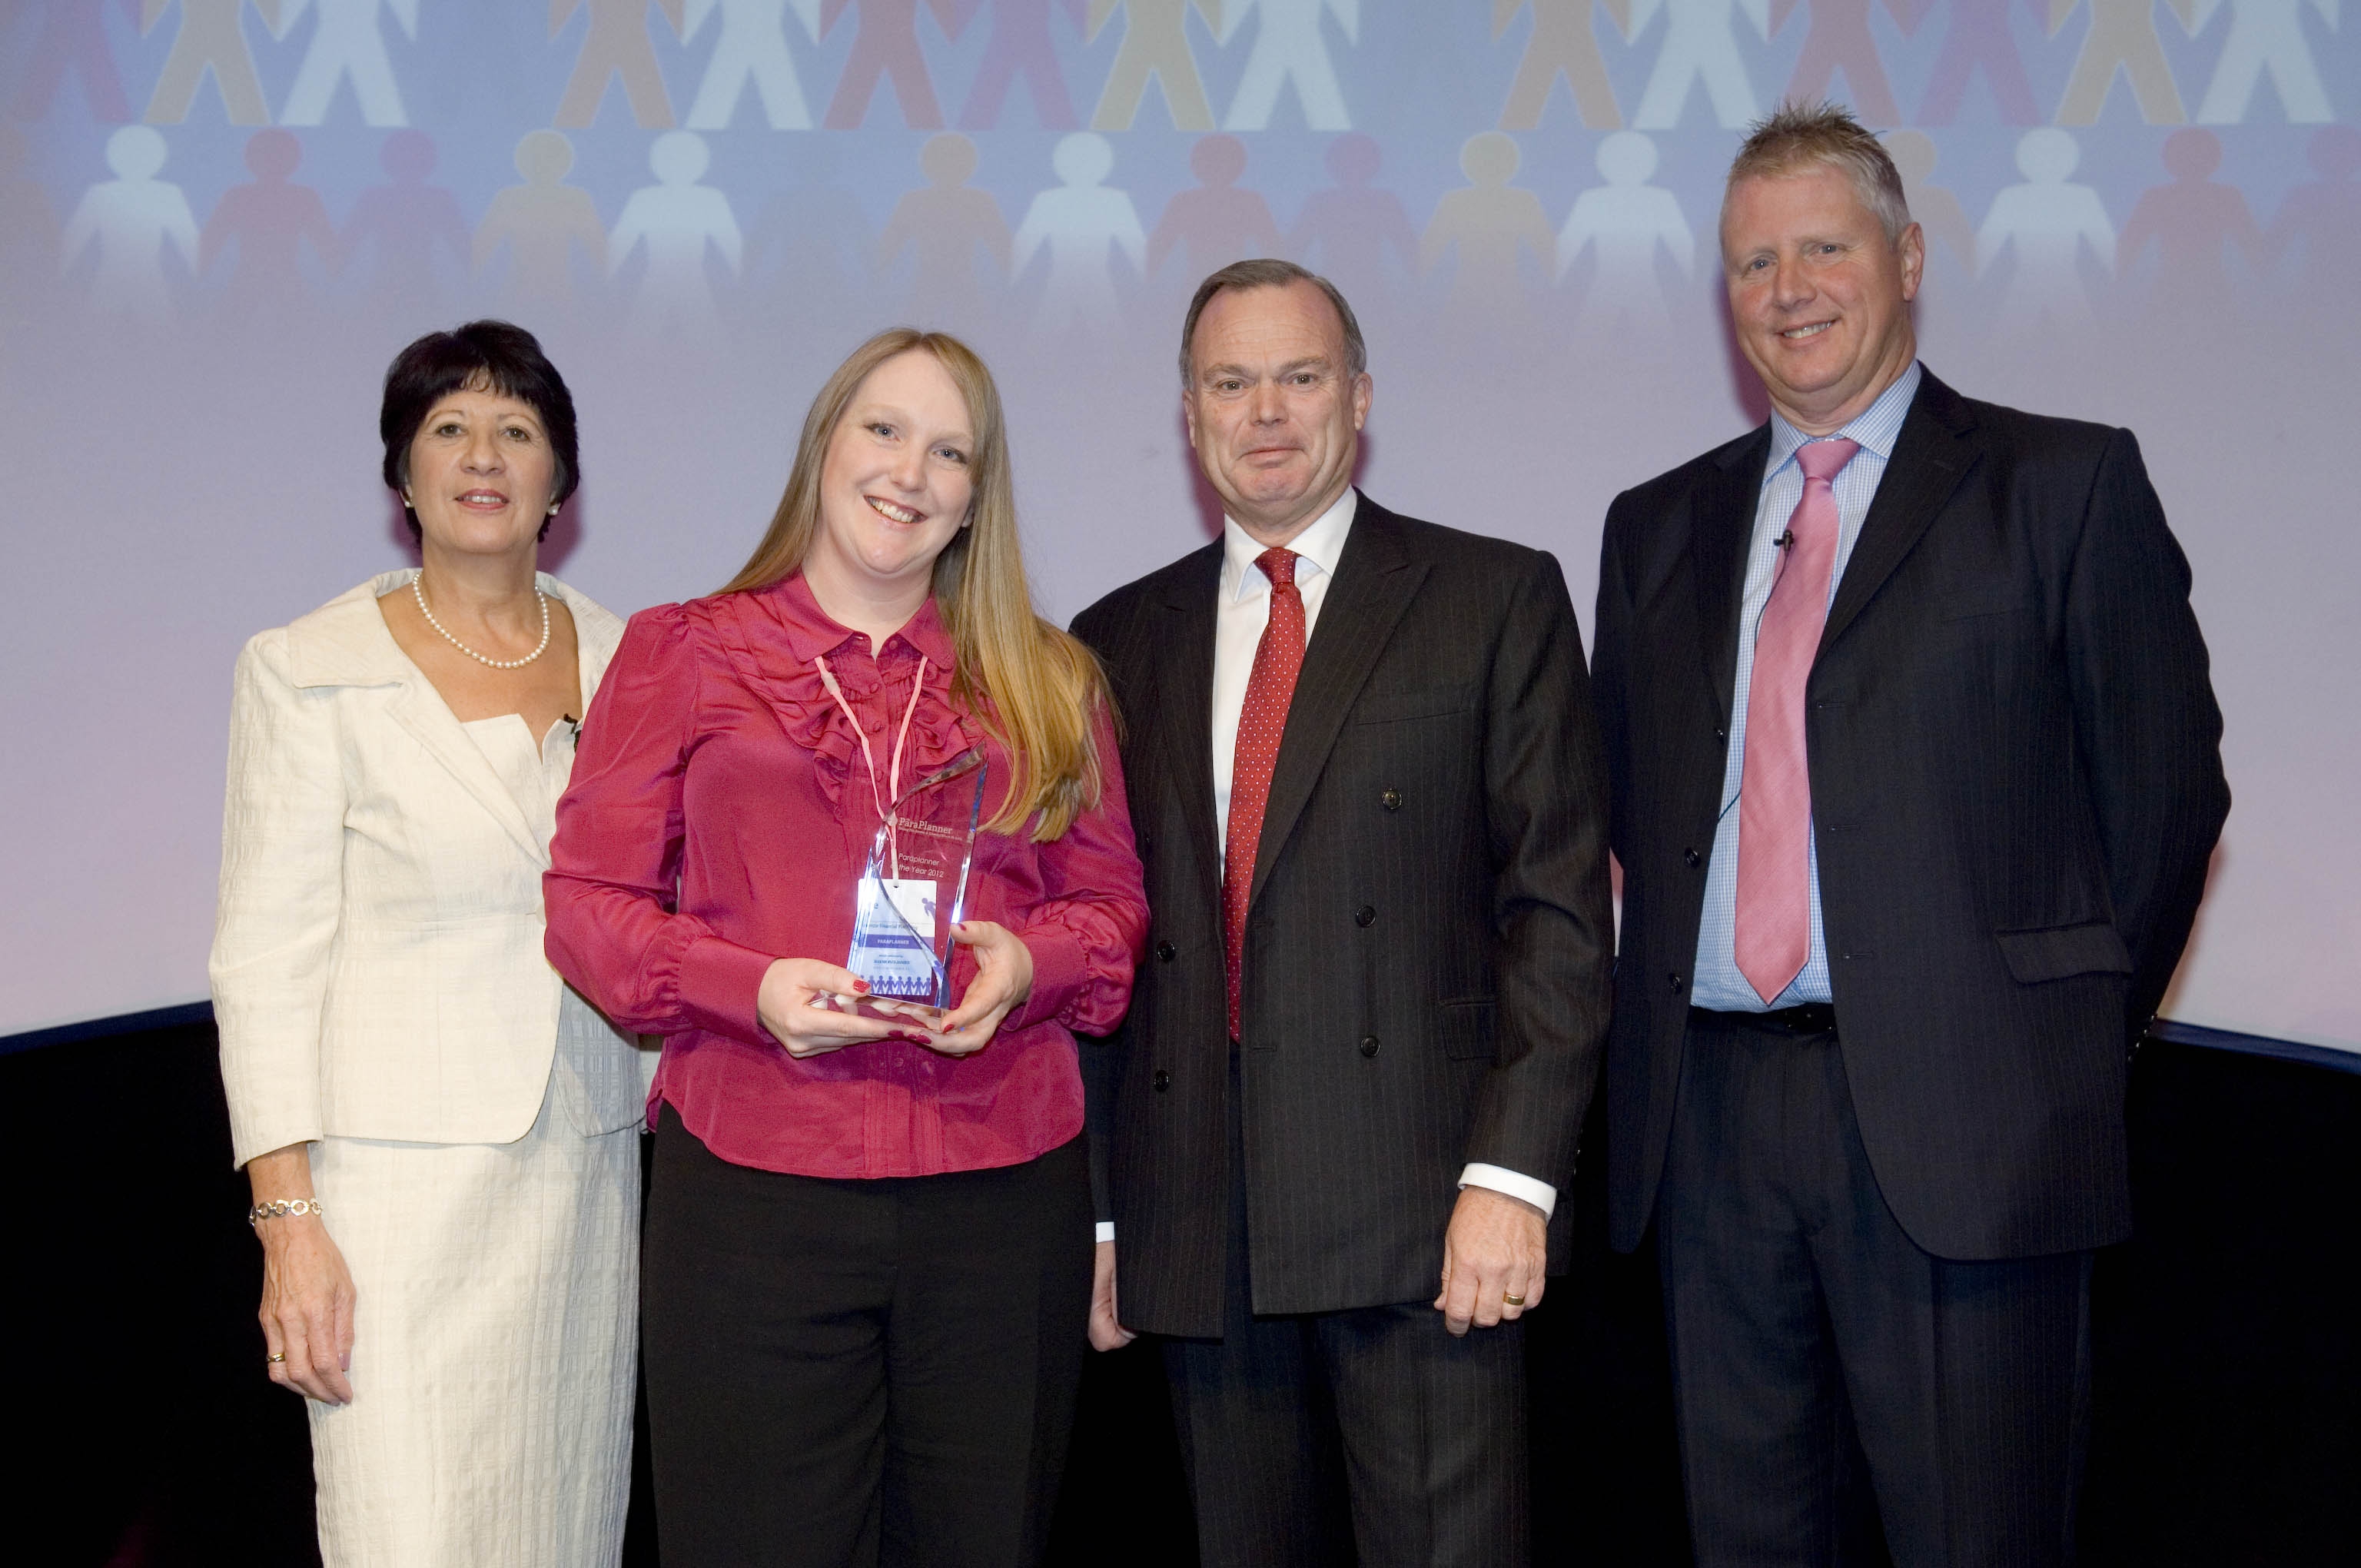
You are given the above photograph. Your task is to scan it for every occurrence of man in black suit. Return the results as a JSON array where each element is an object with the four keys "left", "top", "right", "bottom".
[
  {"left": 1592, "top": 105, "right": 2229, "bottom": 1563},
  {"left": 1071, "top": 258, "right": 1613, "bottom": 1566}
]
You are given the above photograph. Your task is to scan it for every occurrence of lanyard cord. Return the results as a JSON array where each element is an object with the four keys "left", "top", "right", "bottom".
[{"left": 813, "top": 653, "right": 928, "bottom": 878}]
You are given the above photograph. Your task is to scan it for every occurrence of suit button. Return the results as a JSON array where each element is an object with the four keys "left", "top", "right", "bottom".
[
  {"left": 1683, "top": 847, "right": 1702, "bottom": 869},
  {"left": 1154, "top": 940, "right": 1177, "bottom": 962},
  {"left": 1358, "top": 1036, "right": 1380, "bottom": 1058},
  {"left": 1669, "top": 972, "right": 1685, "bottom": 993},
  {"left": 1715, "top": 727, "right": 1728, "bottom": 742},
  {"left": 1152, "top": 1069, "right": 1172, "bottom": 1092},
  {"left": 1380, "top": 789, "right": 1403, "bottom": 811},
  {"left": 1353, "top": 905, "right": 1376, "bottom": 928}
]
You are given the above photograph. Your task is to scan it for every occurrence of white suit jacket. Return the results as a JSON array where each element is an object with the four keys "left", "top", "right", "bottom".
[{"left": 212, "top": 571, "right": 633, "bottom": 1168}]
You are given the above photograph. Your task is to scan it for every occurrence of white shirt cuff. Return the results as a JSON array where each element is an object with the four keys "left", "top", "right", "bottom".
[
  {"left": 1458, "top": 1163, "right": 1557, "bottom": 1219},
  {"left": 1094, "top": 1221, "right": 1116, "bottom": 1244}
]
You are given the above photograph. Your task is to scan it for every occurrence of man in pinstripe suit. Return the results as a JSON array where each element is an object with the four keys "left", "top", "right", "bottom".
[
  {"left": 1071, "top": 259, "right": 1614, "bottom": 1566},
  {"left": 1591, "top": 106, "right": 2229, "bottom": 1563}
]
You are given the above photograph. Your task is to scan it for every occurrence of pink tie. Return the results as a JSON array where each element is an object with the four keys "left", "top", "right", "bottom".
[
  {"left": 1224, "top": 549, "right": 1305, "bottom": 1041},
  {"left": 1734, "top": 437, "right": 1859, "bottom": 1005}
]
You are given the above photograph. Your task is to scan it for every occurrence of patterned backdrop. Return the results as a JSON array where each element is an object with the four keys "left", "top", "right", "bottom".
[{"left": 2, "top": 4, "right": 2356, "bottom": 1052}]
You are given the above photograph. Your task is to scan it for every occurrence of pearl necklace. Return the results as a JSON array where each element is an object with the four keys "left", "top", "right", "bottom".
[{"left": 413, "top": 575, "right": 550, "bottom": 669}]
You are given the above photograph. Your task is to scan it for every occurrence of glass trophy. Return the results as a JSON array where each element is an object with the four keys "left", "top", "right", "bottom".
[{"left": 835, "top": 748, "right": 988, "bottom": 1027}]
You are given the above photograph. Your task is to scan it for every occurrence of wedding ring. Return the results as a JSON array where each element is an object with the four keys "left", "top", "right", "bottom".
[
  {"left": 1502, "top": 1294, "right": 1526, "bottom": 1307},
  {"left": 267, "top": 1352, "right": 287, "bottom": 1364}
]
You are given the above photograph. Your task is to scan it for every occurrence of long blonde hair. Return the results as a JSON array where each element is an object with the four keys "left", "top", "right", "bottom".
[{"left": 719, "top": 329, "right": 1111, "bottom": 842}]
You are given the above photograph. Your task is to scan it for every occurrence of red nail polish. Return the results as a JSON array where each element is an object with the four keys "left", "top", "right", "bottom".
[{"left": 852, "top": 979, "right": 871, "bottom": 993}]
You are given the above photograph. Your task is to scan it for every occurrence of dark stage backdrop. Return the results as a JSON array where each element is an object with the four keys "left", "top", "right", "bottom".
[{"left": 2, "top": 5, "right": 2357, "bottom": 1053}]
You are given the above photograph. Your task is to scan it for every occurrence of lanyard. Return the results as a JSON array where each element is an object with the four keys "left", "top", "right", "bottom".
[{"left": 812, "top": 653, "right": 928, "bottom": 878}]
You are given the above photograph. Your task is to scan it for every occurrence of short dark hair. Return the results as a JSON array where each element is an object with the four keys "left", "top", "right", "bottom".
[
  {"left": 379, "top": 321, "right": 579, "bottom": 540},
  {"left": 1179, "top": 258, "right": 1367, "bottom": 389}
]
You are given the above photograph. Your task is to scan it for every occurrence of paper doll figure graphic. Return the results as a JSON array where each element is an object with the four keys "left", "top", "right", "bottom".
[
  {"left": 746, "top": 135, "right": 874, "bottom": 315},
  {"left": 1977, "top": 128, "right": 2114, "bottom": 330},
  {"left": 2196, "top": 0, "right": 2341, "bottom": 125},
  {"left": 1223, "top": 0, "right": 1358, "bottom": 131},
  {"left": 2050, "top": 0, "right": 2201, "bottom": 125},
  {"left": 15, "top": 2, "right": 135, "bottom": 124},
  {"left": 1556, "top": 130, "right": 1692, "bottom": 331},
  {"left": 1011, "top": 132, "right": 1146, "bottom": 337},
  {"left": 1881, "top": 129, "right": 1974, "bottom": 274},
  {"left": 1287, "top": 133, "right": 1418, "bottom": 304},
  {"left": 141, "top": 0, "right": 280, "bottom": 126},
  {"left": 2117, "top": 128, "right": 2261, "bottom": 315},
  {"left": 961, "top": 0, "right": 1088, "bottom": 128},
  {"left": 277, "top": 0, "right": 416, "bottom": 127},
  {"left": 199, "top": 128, "right": 337, "bottom": 319},
  {"left": 1628, "top": 0, "right": 1771, "bottom": 129},
  {"left": 476, "top": 131, "right": 606, "bottom": 304},
  {"left": 610, "top": 131, "right": 742, "bottom": 337},
  {"left": 878, "top": 135, "right": 1011, "bottom": 326},
  {"left": 342, "top": 128, "right": 470, "bottom": 313},
  {"left": 2265, "top": 125, "right": 2361, "bottom": 296},
  {"left": 1773, "top": 0, "right": 1919, "bottom": 125},
  {"left": 820, "top": 0, "right": 967, "bottom": 128},
  {"left": 61, "top": 126, "right": 200, "bottom": 323},
  {"left": 1494, "top": 0, "right": 1630, "bottom": 130},
  {"left": 1088, "top": 0, "right": 1224, "bottom": 131},
  {"left": 1420, "top": 131, "right": 1556, "bottom": 324},
  {"left": 1919, "top": 0, "right": 2042, "bottom": 123},
  {"left": 685, "top": 0, "right": 822, "bottom": 128},
  {"left": 1148, "top": 136, "right": 1279, "bottom": 282},
  {"left": 552, "top": 0, "right": 686, "bottom": 128}
]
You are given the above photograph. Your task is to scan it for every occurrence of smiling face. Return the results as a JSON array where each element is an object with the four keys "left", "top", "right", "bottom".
[
  {"left": 403, "top": 386, "right": 558, "bottom": 559},
  {"left": 805, "top": 349, "right": 975, "bottom": 603},
  {"left": 1183, "top": 280, "right": 1371, "bottom": 546},
  {"left": 1722, "top": 164, "right": 1924, "bottom": 435}
]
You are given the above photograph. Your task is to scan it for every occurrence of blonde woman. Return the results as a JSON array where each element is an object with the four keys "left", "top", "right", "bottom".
[
  {"left": 212, "top": 321, "right": 646, "bottom": 1564},
  {"left": 546, "top": 328, "right": 1147, "bottom": 1568}
]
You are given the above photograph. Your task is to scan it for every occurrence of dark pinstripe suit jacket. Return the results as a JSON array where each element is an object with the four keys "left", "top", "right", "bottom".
[
  {"left": 1071, "top": 495, "right": 1615, "bottom": 1337},
  {"left": 1593, "top": 370, "right": 2230, "bottom": 1263}
]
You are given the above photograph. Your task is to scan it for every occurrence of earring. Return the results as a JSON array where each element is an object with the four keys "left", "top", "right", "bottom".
[{"left": 547, "top": 503, "right": 560, "bottom": 515}]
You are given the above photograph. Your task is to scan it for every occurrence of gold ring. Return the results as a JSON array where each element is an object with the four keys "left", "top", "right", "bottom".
[
  {"left": 267, "top": 1352, "right": 287, "bottom": 1364},
  {"left": 1502, "top": 1294, "right": 1526, "bottom": 1307}
]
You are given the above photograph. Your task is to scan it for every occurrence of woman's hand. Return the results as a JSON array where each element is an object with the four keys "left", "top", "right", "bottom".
[
  {"left": 757, "top": 958, "right": 920, "bottom": 1057},
  {"left": 247, "top": 1144, "right": 356, "bottom": 1405},
  {"left": 925, "top": 921, "right": 1034, "bottom": 1057}
]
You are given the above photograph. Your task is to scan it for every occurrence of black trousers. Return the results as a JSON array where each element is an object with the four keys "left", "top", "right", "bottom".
[
  {"left": 1659, "top": 1008, "right": 2091, "bottom": 1567},
  {"left": 1160, "top": 1051, "right": 1529, "bottom": 1568},
  {"left": 642, "top": 1105, "right": 1094, "bottom": 1568}
]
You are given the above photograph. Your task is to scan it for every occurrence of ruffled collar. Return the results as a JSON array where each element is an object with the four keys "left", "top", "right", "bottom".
[{"left": 701, "top": 572, "right": 977, "bottom": 806}]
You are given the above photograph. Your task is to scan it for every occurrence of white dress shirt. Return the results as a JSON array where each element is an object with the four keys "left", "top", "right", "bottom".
[{"left": 1206, "top": 488, "right": 1556, "bottom": 1223}]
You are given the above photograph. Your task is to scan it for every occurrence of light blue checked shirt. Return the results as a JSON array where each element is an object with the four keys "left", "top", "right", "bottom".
[{"left": 1689, "top": 361, "right": 1922, "bottom": 1012}]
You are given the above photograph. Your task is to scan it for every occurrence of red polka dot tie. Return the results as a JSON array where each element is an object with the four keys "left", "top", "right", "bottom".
[
  {"left": 1735, "top": 437, "right": 1858, "bottom": 1005},
  {"left": 1224, "top": 548, "right": 1305, "bottom": 1041}
]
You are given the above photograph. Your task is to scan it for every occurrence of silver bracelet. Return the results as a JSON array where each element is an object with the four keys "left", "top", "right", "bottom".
[{"left": 247, "top": 1198, "right": 324, "bottom": 1224}]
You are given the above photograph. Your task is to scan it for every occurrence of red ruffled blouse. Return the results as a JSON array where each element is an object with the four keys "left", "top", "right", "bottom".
[{"left": 544, "top": 572, "right": 1147, "bottom": 1179}]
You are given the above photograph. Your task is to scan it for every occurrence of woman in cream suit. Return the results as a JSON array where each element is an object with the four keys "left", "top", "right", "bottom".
[{"left": 211, "top": 321, "right": 647, "bottom": 1566}]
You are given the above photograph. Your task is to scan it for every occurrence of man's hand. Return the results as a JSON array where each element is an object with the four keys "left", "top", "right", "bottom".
[
  {"left": 1088, "top": 1238, "right": 1136, "bottom": 1350},
  {"left": 1433, "top": 1185, "right": 1547, "bottom": 1337}
]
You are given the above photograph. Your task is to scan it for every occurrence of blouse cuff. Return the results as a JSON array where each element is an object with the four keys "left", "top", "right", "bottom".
[
  {"left": 676, "top": 933, "right": 776, "bottom": 1046},
  {"left": 1005, "top": 924, "right": 1089, "bottom": 1034}
]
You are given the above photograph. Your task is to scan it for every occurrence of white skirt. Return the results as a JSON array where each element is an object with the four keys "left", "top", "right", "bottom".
[{"left": 304, "top": 1020, "right": 641, "bottom": 1568}]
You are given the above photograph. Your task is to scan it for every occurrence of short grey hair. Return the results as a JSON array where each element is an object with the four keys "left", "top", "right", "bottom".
[
  {"left": 1724, "top": 100, "right": 1912, "bottom": 245},
  {"left": 1178, "top": 258, "right": 1368, "bottom": 388}
]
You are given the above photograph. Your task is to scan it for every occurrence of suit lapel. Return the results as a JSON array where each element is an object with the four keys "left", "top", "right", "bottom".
[
  {"left": 1154, "top": 545, "right": 1225, "bottom": 913},
  {"left": 1821, "top": 374, "right": 1982, "bottom": 653},
  {"left": 384, "top": 682, "right": 553, "bottom": 869},
  {"left": 289, "top": 573, "right": 553, "bottom": 871},
  {"left": 1695, "top": 428, "right": 1770, "bottom": 727},
  {"left": 1251, "top": 500, "right": 1426, "bottom": 906}
]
